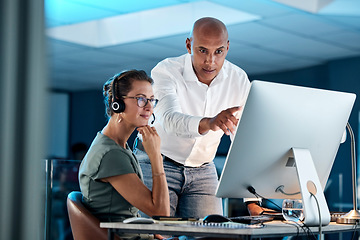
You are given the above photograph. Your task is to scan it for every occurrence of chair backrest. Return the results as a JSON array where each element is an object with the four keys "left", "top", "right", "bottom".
[{"left": 67, "top": 191, "right": 118, "bottom": 240}]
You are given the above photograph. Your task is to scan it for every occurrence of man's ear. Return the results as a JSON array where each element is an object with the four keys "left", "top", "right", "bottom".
[{"left": 186, "top": 38, "right": 192, "bottom": 54}]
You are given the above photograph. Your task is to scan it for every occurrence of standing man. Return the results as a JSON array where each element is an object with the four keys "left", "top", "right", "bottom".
[{"left": 134, "top": 17, "right": 251, "bottom": 218}]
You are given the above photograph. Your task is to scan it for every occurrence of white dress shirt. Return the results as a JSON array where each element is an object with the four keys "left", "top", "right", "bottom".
[{"left": 151, "top": 53, "right": 250, "bottom": 167}]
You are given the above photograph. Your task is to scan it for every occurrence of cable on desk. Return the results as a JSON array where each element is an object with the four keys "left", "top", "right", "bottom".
[
  {"left": 282, "top": 220, "right": 300, "bottom": 239},
  {"left": 296, "top": 220, "right": 317, "bottom": 240},
  {"left": 247, "top": 186, "right": 282, "bottom": 212},
  {"left": 351, "top": 220, "right": 359, "bottom": 240},
  {"left": 283, "top": 218, "right": 317, "bottom": 240},
  {"left": 310, "top": 193, "right": 322, "bottom": 240}
]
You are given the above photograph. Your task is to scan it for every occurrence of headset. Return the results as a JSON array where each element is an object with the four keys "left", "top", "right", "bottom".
[
  {"left": 111, "top": 71, "right": 156, "bottom": 124},
  {"left": 111, "top": 75, "right": 125, "bottom": 113}
]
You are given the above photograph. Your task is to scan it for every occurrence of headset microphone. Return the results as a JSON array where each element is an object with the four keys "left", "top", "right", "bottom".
[
  {"left": 151, "top": 113, "right": 156, "bottom": 124},
  {"left": 247, "top": 186, "right": 256, "bottom": 195}
]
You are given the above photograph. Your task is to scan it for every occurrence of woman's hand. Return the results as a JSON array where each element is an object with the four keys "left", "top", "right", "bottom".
[
  {"left": 247, "top": 202, "right": 277, "bottom": 216},
  {"left": 247, "top": 202, "right": 264, "bottom": 216},
  {"left": 137, "top": 125, "right": 161, "bottom": 159},
  {"left": 136, "top": 125, "right": 169, "bottom": 217}
]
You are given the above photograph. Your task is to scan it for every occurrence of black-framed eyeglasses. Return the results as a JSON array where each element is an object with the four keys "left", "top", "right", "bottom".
[{"left": 122, "top": 96, "right": 159, "bottom": 108}]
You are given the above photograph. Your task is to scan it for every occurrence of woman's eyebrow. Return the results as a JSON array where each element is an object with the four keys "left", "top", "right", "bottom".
[{"left": 134, "top": 93, "right": 155, "bottom": 98}]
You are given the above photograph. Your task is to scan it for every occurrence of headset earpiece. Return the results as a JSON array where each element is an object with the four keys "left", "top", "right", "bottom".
[
  {"left": 111, "top": 100, "right": 125, "bottom": 113},
  {"left": 111, "top": 77, "right": 125, "bottom": 113}
]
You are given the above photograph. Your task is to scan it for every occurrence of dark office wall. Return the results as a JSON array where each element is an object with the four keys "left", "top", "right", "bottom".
[
  {"left": 251, "top": 64, "right": 330, "bottom": 89},
  {"left": 327, "top": 56, "right": 360, "bottom": 128},
  {"left": 326, "top": 57, "right": 360, "bottom": 211},
  {"left": 69, "top": 90, "right": 107, "bottom": 155}
]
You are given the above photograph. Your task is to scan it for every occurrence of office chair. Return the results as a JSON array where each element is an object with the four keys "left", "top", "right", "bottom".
[{"left": 67, "top": 191, "right": 121, "bottom": 240}]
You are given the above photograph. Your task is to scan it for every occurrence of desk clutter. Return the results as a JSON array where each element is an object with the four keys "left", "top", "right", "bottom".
[
  {"left": 122, "top": 211, "right": 347, "bottom": 230},
  {"left": 103, "top": 217, "right": 359, "bottom": 240}
]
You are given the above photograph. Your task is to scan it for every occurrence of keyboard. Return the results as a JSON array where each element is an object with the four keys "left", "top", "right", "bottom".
[{"left": 190, "top": 221, "right": 263, "bottom": 229}]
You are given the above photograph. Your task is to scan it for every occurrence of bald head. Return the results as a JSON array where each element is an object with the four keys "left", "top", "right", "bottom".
[
  {"left": 189, "top": 17, "right": 228, "bottom": 41},
  {"left": 186, "top": 17, "right": 230, "bottom": 85}
]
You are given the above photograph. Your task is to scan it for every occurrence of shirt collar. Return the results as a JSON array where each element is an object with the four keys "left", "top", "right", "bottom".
[
  {"left": 183, "top": 53, "right": 228, "bottom": 85},
  {"left": 183, "top": 54, "right": 198, "bottom": 82}
]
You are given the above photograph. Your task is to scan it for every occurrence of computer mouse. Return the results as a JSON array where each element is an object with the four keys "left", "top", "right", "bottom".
[
  {"left": 123, "top": 217, "right": 155, "bottom": 224},
  {"left": 203, "top": 214, "right": 230, "bottom": 223}
]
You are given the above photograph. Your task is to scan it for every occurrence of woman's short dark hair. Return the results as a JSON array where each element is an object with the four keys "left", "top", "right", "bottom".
[{"left": 103, "top": 69, "right": 153, "bottom": 119}]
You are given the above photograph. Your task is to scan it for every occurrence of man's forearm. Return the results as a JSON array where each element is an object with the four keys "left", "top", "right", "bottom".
[{"left": 198, "top": 117, "right": 211, "bottom": 135}]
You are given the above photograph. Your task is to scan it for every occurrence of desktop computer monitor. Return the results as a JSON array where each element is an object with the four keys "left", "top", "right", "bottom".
[{"left": 216, "top": 80, "right": 356, "bottom": 226}]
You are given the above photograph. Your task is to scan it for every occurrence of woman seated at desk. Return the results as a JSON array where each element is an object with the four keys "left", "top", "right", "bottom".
[{"left": 79, "top": 70, "right": 170, "bottom": 239}]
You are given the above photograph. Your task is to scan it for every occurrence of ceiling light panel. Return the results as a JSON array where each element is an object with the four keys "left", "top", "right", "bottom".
[{"left": 46, "top": 1, "right": 260, "bottom": 47}]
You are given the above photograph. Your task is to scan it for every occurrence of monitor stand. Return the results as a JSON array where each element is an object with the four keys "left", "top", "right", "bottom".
[{"left": 292, "top": 148, "right": 331, "bottom": 226}]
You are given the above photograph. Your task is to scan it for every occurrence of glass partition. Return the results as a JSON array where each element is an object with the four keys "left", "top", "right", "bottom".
[{"left": 44, "top": 159, "right": 81, "bottom": 240}]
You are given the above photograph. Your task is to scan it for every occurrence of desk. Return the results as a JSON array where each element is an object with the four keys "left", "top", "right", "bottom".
[{"left": 101, "top": 221, "right": 359, "bottom": 240}]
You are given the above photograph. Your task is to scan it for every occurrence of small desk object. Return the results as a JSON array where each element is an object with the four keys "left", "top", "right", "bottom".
[{"left": 101, "top": 220, "right": 359, "bottom": 240}]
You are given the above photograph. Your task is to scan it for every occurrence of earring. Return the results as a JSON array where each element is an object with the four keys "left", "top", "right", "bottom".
[{"left": 117, "top": 113, "right": 123, "bottom": 123}]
